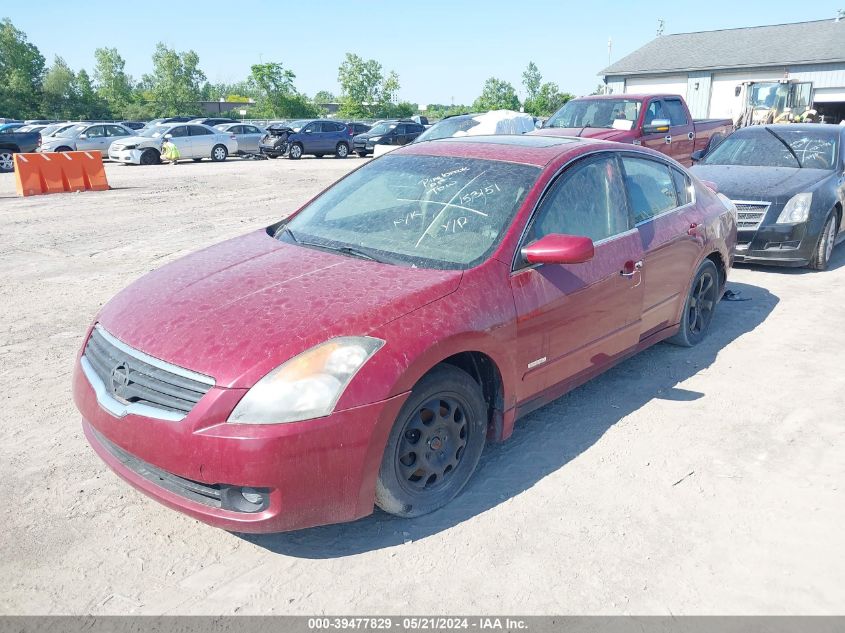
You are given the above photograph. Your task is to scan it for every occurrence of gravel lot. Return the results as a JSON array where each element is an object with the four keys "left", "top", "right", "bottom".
[{"left": 0, "top": 156, "right": 843, "bottom": 615}]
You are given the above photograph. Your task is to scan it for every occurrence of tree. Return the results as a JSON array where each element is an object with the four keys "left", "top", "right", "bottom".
[
  {"left": 76, "top": 69, "right": 111, "bottom": 119},
  {"left": 313, "top": 90, "right": 335, "bottom": 104},
  {"left": 93, "top": 47, "right": 134, "bottom": 117},
  {"left": 0, "top": 18, "right": 45, "bottom": 118},
  {"left": 41, "top": 56, "right": 78, "bottom": 119},
  {"left": 144, "top": 43, "right": 206, "bottom": 116},
  {"left": 472, "top": 77, "right": 520, "bottom": 112},
  {"left": 522, "top": 61, "right": 542, "bottom": 103},
  {"left": 248, "top": 62, "right": 317, "bottom": 118},
  {"left": 337, "top": 53, "right": 400, "bottom": 118},
  {"left": 524, "top": 82, "right": 573, "bottom": 117}
]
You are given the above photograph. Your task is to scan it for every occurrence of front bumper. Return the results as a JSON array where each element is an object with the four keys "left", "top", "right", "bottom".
[
  {"left": 73, "top": 358, "right": 408, "bottom": 533},
  {"left": 732, "top": 223, "right": 814, "bottom": 267},
  {"left": 108, "top": 147, "right": 145, "bottom": 164}
]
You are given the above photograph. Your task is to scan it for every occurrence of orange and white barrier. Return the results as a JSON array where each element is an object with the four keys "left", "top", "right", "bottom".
[{"left": 14, "top": 151, "right": 109, "bottom": 197}]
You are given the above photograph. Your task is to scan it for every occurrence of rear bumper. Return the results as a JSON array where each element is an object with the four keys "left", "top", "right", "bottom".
[{"left": 74, "top": 358, "right": 408, "bottom": 533}]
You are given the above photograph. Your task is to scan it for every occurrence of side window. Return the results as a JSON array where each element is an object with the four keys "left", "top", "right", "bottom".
[
  {"left": 189, "top": 126, "right": 212, "bottom": 136},
  {"left": 303, "top": 122, "right": 320, "bottom": 133},
  {"left": 86, "top": 126, "right": 106, "bottom": 138},
  {"left": 527, "top": 155, "right": 630, "bottom": 244},
  {"left": 169, "top": 126, "right": 189, "bottom": 138},
  {"left": 664, "top": 99, "right": 689, "bottom": 126},
  {"left": 329, "top": 122, "right": 344, "bottom": 133},
  {"left": 395, "top": 124, "right": 407, "bottom": 135},
  {"left": 229, "top": 125, "right": 243, "bottom": 134},
  {"left": 106, "top": 125, "right": 128, "bottom": 137},
  {"left": 621, "top": 156, "right": 679, "bottom": 223},
  {"left": 244, "top": 125, "right": 259, "bottom": 134},
  {"left": 671, "top": 168, "right": 693, "bottom": 206},
  {"left": 643, "top": 100, "right": 665, "bottom": 125}
]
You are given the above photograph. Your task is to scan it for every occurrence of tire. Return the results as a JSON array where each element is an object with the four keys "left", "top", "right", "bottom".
[
  {"left": 0, "top": 150, "right": 14, "bottom": 173},
  {"left": 192, "top": 158, "right": 203, "bottom": 163},
  {"left": 375, "top": 365, "right": 487, "bottom": 518},
  {"left": 211, "top": 144, "right": 228, "bottom": 162},
  {"left": 808, "top": 212, "right": 838, "bottom": 271},
  {"left": 314, "top": 153, "right": 324, "bottom": 158},
  {"left": 55, "top": 146, "right": 72, "bottom": 152},
  {"left": 335, "top": 142, "right": 349, "bottom": 158},
  {"left": 288, "top": 143, "right": 303, "bottom": 160},
  {"left": 139, "top": 149, "right": 159, "bottom": 165},
  {"left": 356, "top": 151, "right": 367, "bottom": 158},
  {"left": 667, "top": 259, "right": 720, "bottom": 347},
  {"left": 266, "top": 154, "right": 278, "bottom": 159}
]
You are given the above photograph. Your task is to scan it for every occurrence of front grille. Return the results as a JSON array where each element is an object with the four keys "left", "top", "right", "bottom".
[
  {"left": 732, "top": 200, "right": 770, "bottom": 231},
  {"left": 82, "top": 325, "right": 214, "bottom": 419},
  {"left": 91, "top": 425, "right": 223, "bottom": 508}
]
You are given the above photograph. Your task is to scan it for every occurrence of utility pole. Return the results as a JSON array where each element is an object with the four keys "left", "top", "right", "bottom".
[
  {"left": 607, "top": 37, "right": 612, "bottom": 66},
  {"left": 657, "top": 19, "right": 665, "bottom": 37}
]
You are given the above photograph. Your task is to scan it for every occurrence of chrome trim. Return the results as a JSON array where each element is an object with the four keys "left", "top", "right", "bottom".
[
  {"left": 93, "top": 324, "right": 215, "bottom": 387},
  {"left": 81, "top": 356, "right": 184, "bottom": 422},
  {"left": 731, "top": 200, "right": 771, "bottom": 231}
]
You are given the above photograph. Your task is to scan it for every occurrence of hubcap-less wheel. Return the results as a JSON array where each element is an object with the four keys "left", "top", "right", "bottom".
[
  {"left": 396, "top": 396, "right": 469, "bottom": 492},
  {"left": 687, "top": 269, "right": 717, "bottom": 336},
  {"left": 0, "top": 151, "right": 13, "bottom": 172},
  {"left": 824, "top": 218, "right": 836, "bottom": 263}
]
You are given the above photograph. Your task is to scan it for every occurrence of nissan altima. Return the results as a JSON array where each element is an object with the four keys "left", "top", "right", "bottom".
[{"left": 73, "top": 135, "right": 737, "bottom": 533}]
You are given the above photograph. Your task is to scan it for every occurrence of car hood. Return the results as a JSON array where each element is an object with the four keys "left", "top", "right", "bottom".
[
  {"left": 530, "top": 127, "right": 633, "bottom": 141},
  {"left": 690, "top": 165, "right": 832, "bottom": 202},
  {"left": 96, "top": 230, "right": 462, "bottom": 388}
]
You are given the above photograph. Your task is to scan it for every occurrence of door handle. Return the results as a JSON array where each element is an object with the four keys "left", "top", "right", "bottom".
[
  {"left": 620, "top": 260, "right": 643, "bottom": 277},
  {"left": 664, "top": 135, "right": 672, "bottom": 144}
]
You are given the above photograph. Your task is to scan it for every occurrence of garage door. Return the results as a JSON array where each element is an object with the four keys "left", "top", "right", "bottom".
[{"left": 624, "top": 75, "right": 688, "bottom": 98}]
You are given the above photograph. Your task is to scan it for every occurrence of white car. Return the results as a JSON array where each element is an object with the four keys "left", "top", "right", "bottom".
[
  {"left": 108, "top": 123, "right": 239, "bottom": 165},
  {"left": 39, "top": 122, "right": 136, "bottom": 156}
]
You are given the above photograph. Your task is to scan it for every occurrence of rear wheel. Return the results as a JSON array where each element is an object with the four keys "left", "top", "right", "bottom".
[
  {"left": 211, "top": 144, "right": 228, "bottom": 162},
  {"left": 0, "top": 150, "right": 14, "bottom": 173},
  {"left": 139, "top": 148, "right": 159, "bottom": 165},
  {"left": 808, "top": 212, "right": 838, "bottom": 270},
  {"left": 375, "top": 365, "right": 487, "bottom": 518},
  {"left": 335, "top": 142, "right": 349, "bottom": 158},
  {"left": 289, "top": 143, "right": 303, "bottom": 160},
  {"left": 55, "top": 146, "right": 72, "bottom": 152},
  {"left": 667, "top": 259, "right": 720, "bottom": 347}
]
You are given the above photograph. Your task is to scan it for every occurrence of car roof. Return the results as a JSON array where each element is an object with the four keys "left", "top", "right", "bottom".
[
  {"left": 739, "top": 123, "right": 843, "bottom": 134},
  {"left": 575, "top": 93, "right": 682, "bottom": 101},
  {"left": 395, "top": 134, "right": 601, "bottom": 167}
]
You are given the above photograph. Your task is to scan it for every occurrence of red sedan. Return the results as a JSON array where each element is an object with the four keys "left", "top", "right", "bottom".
[{"left": 73, "top": 135, "right": 737, "bottom": 533}]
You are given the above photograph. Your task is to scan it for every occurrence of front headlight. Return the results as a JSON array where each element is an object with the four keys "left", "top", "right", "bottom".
[
  {"left": 368, "top": 136, "right": 382, "bottom": 142},
  {"left": 776, "top": 192, "right": 812, "bottom": 224},
  {"left": 228, "top": 337, "right": 384, "bottom": 424},
  {"left": 123, "top": 144, "right": 137, "bottom": 150}
]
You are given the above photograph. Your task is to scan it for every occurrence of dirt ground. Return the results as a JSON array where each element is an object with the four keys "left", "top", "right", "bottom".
[{"left": 0, "top": 156, "right": 843, "bottom": 615}]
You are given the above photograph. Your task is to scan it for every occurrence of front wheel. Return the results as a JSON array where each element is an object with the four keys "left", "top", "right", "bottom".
[
  {"left": 375, "top": 365, "right": 487, "bottom": 518},
  {"left": 288, "top": 143, "right": 303, "bottom": 160},
  {"left": 139, "top": 148, "right": 159, "bottom": 165},
  {"left": 0, "top": 150, "right": 14, "bottom": 173},
  {"left": 808, "top": 212, "right": 838, "bottom": 270},
  {"left": 335, "top": 142, "right": 349, "bottom": 158},
  {"left": 667, "top": 259, "right": 720, "bottom": 347},
  {"left": 211, "top": 144, "right": 228, "bottom": 162}
]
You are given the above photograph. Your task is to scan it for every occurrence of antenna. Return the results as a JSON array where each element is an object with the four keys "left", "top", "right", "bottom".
[
  {"left": 608, "top": 37, "right": 612, "bottom": 67},
  {"left": 657, "top": 19, "right": 665, "bottom": 36}
]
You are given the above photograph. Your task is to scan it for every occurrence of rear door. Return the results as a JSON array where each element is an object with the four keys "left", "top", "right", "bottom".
[
  {"left": 188, "top": 125, "right": 214, "bottom": 157},
  {"left": 510, "top": 153, "right": 645, "bottom": 404},
  {"left": 241, "top": 125, "right": 264, "bottom": 153},
  {"left": 620, "top": 154, "right": 703, "bottom": 339}
]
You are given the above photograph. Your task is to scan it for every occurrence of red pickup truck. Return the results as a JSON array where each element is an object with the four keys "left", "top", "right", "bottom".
[{"left": 533, "top": 94, "right": 734, "bottom": 167}]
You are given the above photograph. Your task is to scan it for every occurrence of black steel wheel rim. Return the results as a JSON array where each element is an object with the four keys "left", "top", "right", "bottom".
[
  {"left": 688, "top": 270, "right": 717, "bottom": 335},
  {"left": 395, "top": 395, "right": 470, "bottom": 494}
]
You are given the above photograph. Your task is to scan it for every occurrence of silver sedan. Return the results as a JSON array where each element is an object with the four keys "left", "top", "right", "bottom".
[
  {"left": 39, "top": 123, "right": 135, "bottom": 156},
  {"left": 214, "top": 123, "right": 267, "bottom": 154}
]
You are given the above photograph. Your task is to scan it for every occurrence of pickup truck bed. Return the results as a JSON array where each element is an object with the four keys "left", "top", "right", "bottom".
[
  {"left": 532, "top": 93, "right": 734, "bottom": 167},
  {"left": 0, "top": 131, "right": 41, "bottom": 173}
]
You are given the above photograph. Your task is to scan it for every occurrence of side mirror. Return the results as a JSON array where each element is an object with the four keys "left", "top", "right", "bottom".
[
  {"left": 163, "top": 134, "right": 173, "bottom": 140},
  {"left": 691, "top": 149, "right": 706, "bottom": 163},
  {"left": 642, "top": 118, "right": 671, "bottom": 134},
  {"left": 78, "top": 133, "right": 88, "bottom": 139},
  {"left": 521, "top": 234, "right": 595, "bottom": 266}
]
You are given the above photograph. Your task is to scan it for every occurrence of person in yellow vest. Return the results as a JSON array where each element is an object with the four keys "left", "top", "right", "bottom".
[{"left": 161, "top": 136, "right": 181, "bottom": 165}]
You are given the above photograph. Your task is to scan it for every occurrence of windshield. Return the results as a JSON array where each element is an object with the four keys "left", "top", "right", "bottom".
[
  {"left": 288, "top": 119, "right": 310, "bottom": 132},
  {"left": 415, "top": 117, "right": 480, "bottom": 142},
  {"left": 369, "top": 122, "right": 398, "bottom": 135},
  {"left": 56, "top": 125, "right": 87, "bottom": 138},
  {"left": 702, "top": 129, "right": 838, "bottom": 169},
  {"left": 139, "top": 125, "right": 172, "bottom": 138},
  {"left": 280, "top": 154, "right": 539, "bottom": 269},
  {"left": 545, "top": 99, "right": 641, "bottom": 129}
]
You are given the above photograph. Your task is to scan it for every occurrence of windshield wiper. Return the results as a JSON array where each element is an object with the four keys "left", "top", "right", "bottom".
[
  {"left": 765, "top": 128, "right": 802, "bottom": 168},
  {"left": 280, "top": 227, "right": 390, "bottom": 263}
]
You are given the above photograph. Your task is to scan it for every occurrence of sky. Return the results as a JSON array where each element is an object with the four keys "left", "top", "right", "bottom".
[{"left": 4, "top": 1, "right": 840, "bottom": 106}]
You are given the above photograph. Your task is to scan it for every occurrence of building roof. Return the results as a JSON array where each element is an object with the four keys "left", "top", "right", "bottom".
[{"left": 601, "top": 19, "right": 845, "bottom": 77}]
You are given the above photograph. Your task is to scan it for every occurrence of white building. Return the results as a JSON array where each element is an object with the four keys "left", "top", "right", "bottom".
[{"left": 601, "top": 19, "right": 845, "bottom": 123}]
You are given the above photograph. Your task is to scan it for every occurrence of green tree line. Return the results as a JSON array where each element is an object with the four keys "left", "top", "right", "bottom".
[{"left": 0, "top": 17, "right": 573, "bottom": 121}]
